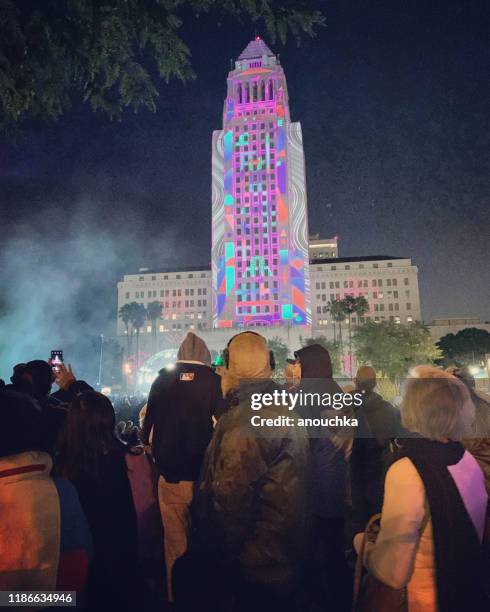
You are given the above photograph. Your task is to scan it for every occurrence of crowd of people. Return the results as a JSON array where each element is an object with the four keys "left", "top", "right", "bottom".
[{"left": 0, "top": 330, "right": 489, "bottom": 612}]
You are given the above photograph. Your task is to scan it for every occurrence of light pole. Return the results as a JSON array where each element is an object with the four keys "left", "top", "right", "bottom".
[{"left": 97, "top": 333, "right": 104, "bottom": 388}]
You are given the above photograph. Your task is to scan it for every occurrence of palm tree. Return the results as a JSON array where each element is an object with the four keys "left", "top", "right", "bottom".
[
  {"left": 353, "top": 295, "right": 370, "bottom": 376},
  {"left": 342, "top": 295, "right": 357, "bottom": 377},
  {"left": 328, "top": 304, "right": 337, "bottom": 342},
  {"left": 129, "top": 303, "right": 147, "bottom": 372},
  {"left": 327, "top": 299, "right": 345, "bottom": 353},
  {"left": 342, "top": 295, "right": 370, "bottom": 377},
  {"left": 146, "top": 300, "right": 163, "bottom": 355},
  {"left": 118, "top": 303, "right": 133, "bottom": 357},
  {"left": 353, "top": 295, "right": 369, "bottom": 325},
  {"left": 341, "top": 295, "right": 370, "bottom": 377}
]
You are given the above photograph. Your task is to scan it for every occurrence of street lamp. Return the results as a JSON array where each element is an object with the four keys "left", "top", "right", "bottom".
[{"left": 96, "top": 333, "right": 104, "bottom": 387}]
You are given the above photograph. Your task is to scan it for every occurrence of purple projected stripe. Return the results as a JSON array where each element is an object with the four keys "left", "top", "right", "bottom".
[{"left": 277, "top": 164, "right": 286, "bottom": 194}]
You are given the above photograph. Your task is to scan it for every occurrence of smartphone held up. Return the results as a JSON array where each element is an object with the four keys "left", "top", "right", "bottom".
[{"left": 50, "top": 350, "right": 63, "bottom": 375}]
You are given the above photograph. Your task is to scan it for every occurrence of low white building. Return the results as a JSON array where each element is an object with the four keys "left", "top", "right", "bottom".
[
  {"left": 117, "top": 266, "right": 212, "bottom": 338},
  {"left": 310, "top": 255, "right": 421, "bottom": 332},
  {"left": 427, "top": 316, "right": 490, "bottom": 341},
  {"left": 116, "top": 253, "right": 422, "bottom": 353}
]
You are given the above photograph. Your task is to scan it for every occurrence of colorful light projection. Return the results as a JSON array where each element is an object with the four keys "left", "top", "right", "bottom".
[{"left": 211, "top": 38, "right": 311, "bottom": 328}]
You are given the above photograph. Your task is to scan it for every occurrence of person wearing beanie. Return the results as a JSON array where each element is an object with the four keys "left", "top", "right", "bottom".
[{"left": 142, "top": 332, "right": 221, "bottom": 602}]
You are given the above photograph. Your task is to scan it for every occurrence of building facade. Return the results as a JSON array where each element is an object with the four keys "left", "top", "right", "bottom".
[
  {"left": 310, "top": 256, "right": 421, "bottom": 330},
  {"left": 117, "top": 267, "right": 212, "bottom": 337},
  {"left": 116, "top": 39, "right": 423, "bottom": 356},
  {"left": 211, "top": 37, "right": 311, "bottom": 329},
  {"left": 117, "top": 254, "right": 421, "bottom": 345},
  {"left": 427, "top": 316, "right": 490, "bottom": 341}
]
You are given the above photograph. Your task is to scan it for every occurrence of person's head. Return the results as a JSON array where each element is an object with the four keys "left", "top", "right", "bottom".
[
  {"left": 221, "top": 331, "right": 273, "bottom": 397},
  {"left": 355, "top": 365, "right": 377, "bottom": 393},
  {"left": 23, "top": 360, "right": 55, "bottom": 398},
  {"left": 0, "top": 392, "right": 46, "bottom": 457},
  {"left": 293, "top": 344, "right": 332, "bottom": 380},
  {"left": 401, "top": 365, "right": 474, "bottom": 441},
  {"left": 10, "top": 363, "right": 27, "bottom": 385},
  {"left": 177, "top": 331, "right": 211, "bottom": 366},
  {"left": 57, "top": 391, "right": 122, "bottom": 479}
]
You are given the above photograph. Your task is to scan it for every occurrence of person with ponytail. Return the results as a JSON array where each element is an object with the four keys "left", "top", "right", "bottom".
[{"left": 57, "top": 391, "right": 142, "bottom": 612}]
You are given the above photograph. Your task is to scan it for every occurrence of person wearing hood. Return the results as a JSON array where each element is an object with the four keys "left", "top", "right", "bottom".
[
  {"left": 293, "top": 344, "right": 353, "bottom": 612},
  {"left": 188, "top": 331, "right": 308, "bottom": 612},
  {"left": 143, "top": 331, "right": 221, "bottom": 602}
]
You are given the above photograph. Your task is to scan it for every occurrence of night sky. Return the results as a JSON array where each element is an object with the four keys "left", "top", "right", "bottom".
[{"left": 1, "top": 0, "right": 489, "bottom": 367}]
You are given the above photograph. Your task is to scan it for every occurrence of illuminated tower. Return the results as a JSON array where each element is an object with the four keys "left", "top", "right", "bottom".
[{"left": 212, "top": 37, "right": 311, "bottom": 328}]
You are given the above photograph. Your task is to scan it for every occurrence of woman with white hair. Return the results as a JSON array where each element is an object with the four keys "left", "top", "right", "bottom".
[{"left": 354, "top": 366, "right": 488, "bottom": 612}]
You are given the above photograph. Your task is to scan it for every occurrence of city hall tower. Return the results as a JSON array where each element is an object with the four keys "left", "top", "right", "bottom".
[{"left": 211, "top": 38, "right": 311, "bottom": 328}]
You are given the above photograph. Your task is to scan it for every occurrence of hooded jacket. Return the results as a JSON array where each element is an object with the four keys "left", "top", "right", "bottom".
[
  {"left": 294, "top": 344, "right": 345, "bottom": 413},
  {"left": 143, "top": 333, "right": 221, "bottom": 482},
  {"left": 294, "top": 344, "right": 351, "bottom": 518},
  {"left": 193, "top": 333, "right": 309, "bottom": 585}
]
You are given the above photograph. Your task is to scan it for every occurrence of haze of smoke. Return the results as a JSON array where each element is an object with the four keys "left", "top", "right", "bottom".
[{"left": 0, "top": 199, "right": 183, "bottom": 383}]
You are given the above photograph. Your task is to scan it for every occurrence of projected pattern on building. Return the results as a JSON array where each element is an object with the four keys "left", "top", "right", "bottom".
[{"left": 212, "top": 38, "right": 310, "bottom": 328}]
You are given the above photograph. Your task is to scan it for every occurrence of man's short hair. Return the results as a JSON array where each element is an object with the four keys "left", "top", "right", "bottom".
[{"left": 355, "top": 365, "right": 377, "bottom": 392}]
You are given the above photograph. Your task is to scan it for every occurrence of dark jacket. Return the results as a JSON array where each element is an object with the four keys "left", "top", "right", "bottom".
[
  {"left": 50, "top": 380, "right": 93, "bottom": 404},
  {"left": 5, "top": 379, "right": 93, "bottom": 454},
  {"left": 143, "top": 361, "right": 221, "bottom": 482},
  {"left": 354, "top": 390, "right": 400, "bottom": 448},
  {"left": 193, "top": 379, "right": 308, "bottom": 586},
  {"left": 71, "top": 449, "right": 140, "bottom": 612},
  {"left": 350, "top": 390, "right": 400, "bottom": 528},
  {"left": 294, "top": 344, "right": 350, "bottom": 518}
]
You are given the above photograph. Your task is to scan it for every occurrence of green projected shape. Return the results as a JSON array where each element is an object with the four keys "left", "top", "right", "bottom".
[{"left": 243, "top": 256, "right": 273, "bottom": 278}]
